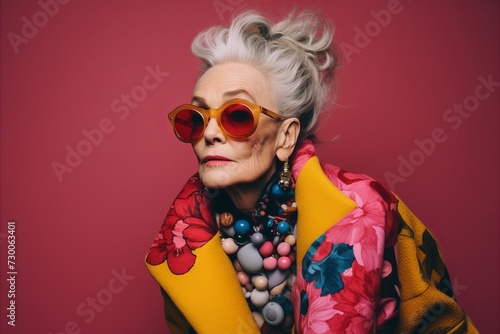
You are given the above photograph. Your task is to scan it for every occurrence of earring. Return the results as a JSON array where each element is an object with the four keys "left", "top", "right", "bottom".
[{"left": 278, "top": 159, "right": 291, "bottom": 190}]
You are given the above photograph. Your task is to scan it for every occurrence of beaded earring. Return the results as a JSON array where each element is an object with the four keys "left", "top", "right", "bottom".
[{"left": 278, "top": 159, "right": 291, "bottom": 190}]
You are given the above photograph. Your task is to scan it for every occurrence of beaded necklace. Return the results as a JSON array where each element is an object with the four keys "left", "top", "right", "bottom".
[{"left": 216, "top": 174, "right": 297, "bottom": 332}]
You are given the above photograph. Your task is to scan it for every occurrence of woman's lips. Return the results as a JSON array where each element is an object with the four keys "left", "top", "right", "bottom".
[{"left": 201, "top": 155, "right": 232, "bottom": 166}]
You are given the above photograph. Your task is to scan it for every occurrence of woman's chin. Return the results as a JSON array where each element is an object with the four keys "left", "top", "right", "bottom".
[{"left": 199, "top": 169, "right": 234, "bottom": 189}]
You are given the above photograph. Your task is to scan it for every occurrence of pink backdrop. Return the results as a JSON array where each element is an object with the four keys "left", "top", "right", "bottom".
[{"left": 1, "top": 0, "right": 498, "bottom": 333}]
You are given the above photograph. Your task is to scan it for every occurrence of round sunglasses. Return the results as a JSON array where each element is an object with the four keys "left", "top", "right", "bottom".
[{"left": 168, "top": 98, "right": 287, "bottom": 143}]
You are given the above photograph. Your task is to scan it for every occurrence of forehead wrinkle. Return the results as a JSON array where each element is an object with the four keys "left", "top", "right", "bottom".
[
  {"left": 192, "top": 63, "right": 276, "bottom": 110},
  {"left": 222, "top": 89, "right": 256, "bottom": 103},
  {"left": 192, "top": 88, "right": 257, "bottom": 109}
]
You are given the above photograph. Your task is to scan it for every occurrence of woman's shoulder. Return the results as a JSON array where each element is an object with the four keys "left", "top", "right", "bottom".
[
  {"left": 321, "top": 162, "right": 399, "bottom": 208},
  {"left": 320, "top": 162, "right": 401, "bottom": 246}
]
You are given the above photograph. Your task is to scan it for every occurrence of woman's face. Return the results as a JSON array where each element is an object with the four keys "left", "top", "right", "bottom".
[{"left": 191, "top": 62, "right": 281, "bottom": 190}]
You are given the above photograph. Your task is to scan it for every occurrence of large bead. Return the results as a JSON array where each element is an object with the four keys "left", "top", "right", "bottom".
[
  {"left": 221, "top": 238, "right": 238, "bottom": 254},
  {"left": 277, "top": 221, "right": 290, "bottom": 234},
  {"left": 277, "top": 242, "right": 291, "bottom": 256},
  {"left": 251, "top": 232, "right": 265, "bottom": 247},
  {"left": 268, "top": 269, "right": 288, "bottom": 289},
  {"left": 262, "top": 302, "right": 285, "bottom": 326},
  {"left": 250, "top": 289, "right": 269, "bottom": 307},
  {"left": 263, "top": 256, "right": 277, "bottom": 271},
  {"left": 278, "top": 256, "right": 292, "bottom": 270},
  {"left": 237, "top": 244, "right": 263, "bottom": 274},
  {"left": 271, "top": 184, "right": 285, "bottom": 197},
  {"left": 233, "top": 233, "right": 248, "bottom": 245},
  {"left": 234, "top": 219, "right": 250, "bottom": 235},
  {"left": 259, "top": 241, "right": 274, "bottom": 257},
  {"left": 253, "top": 275, "right": 268, "bottom": 291},
  {"left": 219, "top": 212, "right": 234, "bottom": 227}
]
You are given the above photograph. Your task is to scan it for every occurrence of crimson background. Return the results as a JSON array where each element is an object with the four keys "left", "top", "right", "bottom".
[{"left": 1, "top": 0, "right": 499, "bottom": 333}]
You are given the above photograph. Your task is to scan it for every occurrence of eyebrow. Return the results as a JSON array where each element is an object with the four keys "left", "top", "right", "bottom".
[
  {"left": 191, "top": 89, "right": 256, "bottom": 107},
  {"left": 191, "top": 96, "right": 207, "bottom": 106}
]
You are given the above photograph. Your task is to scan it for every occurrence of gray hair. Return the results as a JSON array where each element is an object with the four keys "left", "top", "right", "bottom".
[{"left": 191, "top": 10, "right": 338, "bottom": 141}]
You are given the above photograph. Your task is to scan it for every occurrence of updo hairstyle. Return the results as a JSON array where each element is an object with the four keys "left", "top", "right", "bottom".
[{"left": 191, "top": 10, "right": 338, "bottom": 141}]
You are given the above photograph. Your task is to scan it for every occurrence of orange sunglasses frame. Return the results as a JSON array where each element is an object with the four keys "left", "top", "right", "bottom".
[{"left": 168, "top": 98, "right": 287, "bottom": 143}]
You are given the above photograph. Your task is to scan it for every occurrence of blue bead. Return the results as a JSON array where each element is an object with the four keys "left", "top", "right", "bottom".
[
  {"left": 234, "top": 219, "right": 250, "bottom": 234},
  {"left": 271, "top": 184, "right": 285, "bottom": 196},
  {"left": 277, "top": 221, "right": 290, "bottom": 234},
  {"left": 267, "top": 218, "right": 274, "bottom": 228}
]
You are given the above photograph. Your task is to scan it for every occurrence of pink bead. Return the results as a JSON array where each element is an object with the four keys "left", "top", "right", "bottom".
[
  {"left": 277, "top": 242, "right": 291, "bottom": 256},
  {"left": 278, "top": 256, "right": 292, "bottom": 270},
  {"left": 259, "top": 241, "right": 274, "bottom": 257},
  {"left": 221, "top": 238, "right": 238, "bottom": 254},
  {"left": 263, "top": 256, "right": 277, "bottom": 271},
  {"left": 238, "top": 271, "right": 250, "bottom": 285}
]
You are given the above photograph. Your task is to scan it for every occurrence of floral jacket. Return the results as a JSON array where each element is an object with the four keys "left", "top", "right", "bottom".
[{"left": 145, "top": 140, "right": 477, "bottom": 333}]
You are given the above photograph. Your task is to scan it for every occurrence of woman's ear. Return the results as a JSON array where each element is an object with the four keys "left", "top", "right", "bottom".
[{"left": 276, "top": 118, "right": 300, "bottom": 161}]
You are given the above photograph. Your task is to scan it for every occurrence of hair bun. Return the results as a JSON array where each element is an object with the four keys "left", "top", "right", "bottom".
[
  {"left": 192, "top": 10, "right": 338, "bottom": 141},
  {"left": 270, "top": 11, "right": 336, "bottom": 73}
]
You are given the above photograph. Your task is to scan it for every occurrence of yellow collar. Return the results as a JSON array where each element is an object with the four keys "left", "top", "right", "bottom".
[
  {"left": 294, "top": 156, "right": 356, "bottom": 265},
  {"left": 145, "top": 155, "right": 356, "bottom": 333}
]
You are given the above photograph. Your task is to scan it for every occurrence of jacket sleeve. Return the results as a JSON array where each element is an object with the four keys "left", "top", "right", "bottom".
[
  {"left": 394, "top": 198, "right": 479, "bottom": 333},
  {"left": 293, "top": 159, "right": 478, "bottom": 333}
]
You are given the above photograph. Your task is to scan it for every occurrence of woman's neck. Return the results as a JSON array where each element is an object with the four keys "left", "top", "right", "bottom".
[{"left": 223, "top": 167, "right": 276, "bottom": 214}]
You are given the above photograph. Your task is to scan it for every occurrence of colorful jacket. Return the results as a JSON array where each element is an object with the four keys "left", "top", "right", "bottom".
[{"left": 145, "top": 140, "right": 478, "bottom": 333}]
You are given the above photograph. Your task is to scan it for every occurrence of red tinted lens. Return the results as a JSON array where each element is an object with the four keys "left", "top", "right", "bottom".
[
  {"left": 220, "top": 104, "right": 254, "bottom": 136},
  {"left": 174, "top": 109, "right": 205, "bottom": 141}
]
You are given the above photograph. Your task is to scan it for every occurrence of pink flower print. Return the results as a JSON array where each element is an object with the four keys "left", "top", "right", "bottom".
[
  {"left": 293, "top": 274, "right": 341, "bottom": 333},
  {"left": 325, "top": 183, "right": 386, "bottom": 271}
]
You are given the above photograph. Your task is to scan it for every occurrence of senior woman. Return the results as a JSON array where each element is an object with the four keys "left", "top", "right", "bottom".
[{"left": 145, "top": 10, "right": 477, "bottom": 334}]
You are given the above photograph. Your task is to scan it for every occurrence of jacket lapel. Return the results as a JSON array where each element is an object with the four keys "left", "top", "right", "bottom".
[
  {"left": 295, "top": 156, "right": 356, "bottom": 266},
  {"left": 145, "top": 234, "right": 259, "bottom": 333}
]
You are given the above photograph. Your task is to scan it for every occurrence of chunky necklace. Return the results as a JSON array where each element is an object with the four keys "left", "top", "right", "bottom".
[{"left": 216, "top": 177, "right": 297, "bottom": 332}]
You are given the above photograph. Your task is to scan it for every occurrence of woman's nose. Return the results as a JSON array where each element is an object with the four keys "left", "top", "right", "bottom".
[{"left": 203, "top": 117, "right": 226, "bottom": 144}]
